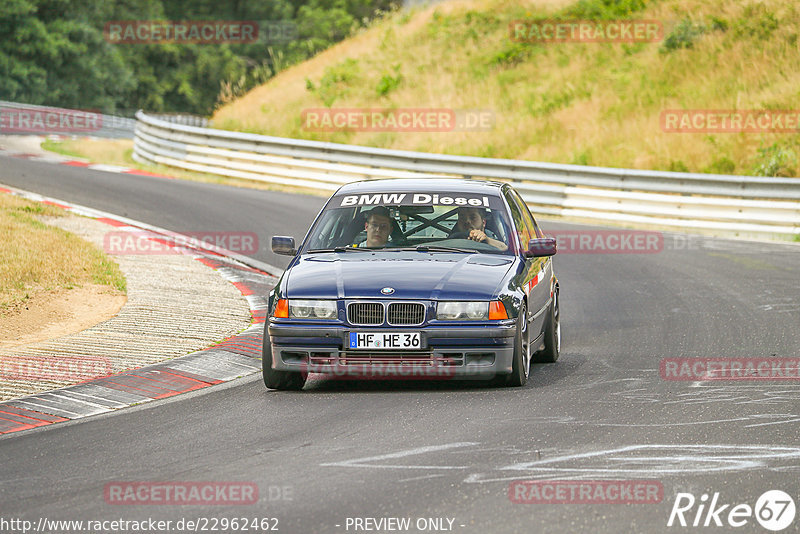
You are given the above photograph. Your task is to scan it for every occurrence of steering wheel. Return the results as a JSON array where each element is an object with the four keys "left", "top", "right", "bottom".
[{"left": 448, "top": 231, "right": 470, "bottom": 240}]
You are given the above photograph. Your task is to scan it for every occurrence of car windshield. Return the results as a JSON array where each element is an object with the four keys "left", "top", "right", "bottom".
[{"left": 303, "top": 193, "right": 513, "bottom": 254}]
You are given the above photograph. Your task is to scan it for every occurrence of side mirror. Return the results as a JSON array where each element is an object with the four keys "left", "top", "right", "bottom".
[
  {"left": 272, "top": 236, "right": 296, "bottom": 256},
  {"left": 526, "top": 237, "right": 557, "bottom": 258}
]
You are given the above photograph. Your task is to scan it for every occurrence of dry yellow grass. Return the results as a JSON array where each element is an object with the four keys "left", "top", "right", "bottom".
[
  {"left": 44, "top": 138, "right": 134, "bottom": 166},
  {"left": 213, "top": 0, "right": 800, "bottom": 176},
  {"left": 0, "top": 194, "right": 126, "bottom": 314}
]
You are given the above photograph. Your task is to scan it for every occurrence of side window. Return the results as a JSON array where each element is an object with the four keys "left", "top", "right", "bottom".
[
  {"left": 307, "top": 211, "right": 336, "bottom": 249},
  {"left": 503, "top": 190, "right": 528, "bottom": 251},
  {"left": 510, "top": 189, "right": 541, "bottom": 239}
]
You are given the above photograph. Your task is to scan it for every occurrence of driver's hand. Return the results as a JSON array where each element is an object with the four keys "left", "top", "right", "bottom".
[{"left": 468, "top": 229, "right": 487, "bottom": 242}]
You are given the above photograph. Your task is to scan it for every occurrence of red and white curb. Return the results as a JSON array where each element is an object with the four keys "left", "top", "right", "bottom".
[
  {"left": 0, "top": 145, "right": 173, "bottom": 179},
  {"left": 0, "top": 185, "right": 281, "bottom": 436}
]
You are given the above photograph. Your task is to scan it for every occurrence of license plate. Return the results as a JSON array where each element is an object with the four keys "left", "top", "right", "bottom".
[{"left": 349, "top": 331, "right": 421, "bottom": 350}]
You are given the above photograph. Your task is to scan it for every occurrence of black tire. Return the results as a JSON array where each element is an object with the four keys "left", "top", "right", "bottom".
[
  {"left": 262, "top": 323, "right": 306, "bottom": 391},
  {"left": 505, "top": 303, "right": 530, "bottom": 387},
  {"left": 533, "top": 290, "right": 560, "bottom": 363}
]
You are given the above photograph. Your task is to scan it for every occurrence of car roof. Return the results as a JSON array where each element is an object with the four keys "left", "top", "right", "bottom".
[{"left": 334, "top": 177, "right": 507, "bottom": 196}]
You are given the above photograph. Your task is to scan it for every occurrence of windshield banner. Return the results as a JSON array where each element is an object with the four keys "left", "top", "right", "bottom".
[{"left": 334, "top": 192, "right": 499, "bottom": 209}]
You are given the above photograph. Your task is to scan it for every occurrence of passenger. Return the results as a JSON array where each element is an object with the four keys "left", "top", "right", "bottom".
[{"left": 451, "top": 207, "right": 508, "bottom": 251}]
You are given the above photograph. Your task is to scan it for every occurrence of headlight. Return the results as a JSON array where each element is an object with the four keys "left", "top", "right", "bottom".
[
  {"left": 313, "top": 302, "right": 337, "bottom": 319},
  {"left": 289, "top": 300, "right": 337, "bottom": 319},
  {"left": 437, "top": 301, "right": 489, "bottom": 320}
]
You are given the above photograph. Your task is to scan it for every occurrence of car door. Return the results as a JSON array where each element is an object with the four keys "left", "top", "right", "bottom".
[
  {"left": 506, "top": 188, "right": 552, "bottom": 340},
  {"left": 502, "top": 188, "right": 534, "bottom": 327}
]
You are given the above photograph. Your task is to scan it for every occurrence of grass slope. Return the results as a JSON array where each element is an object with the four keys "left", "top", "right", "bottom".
[{"left": 212, "top": 0, "right": 799, "bottom": 177}]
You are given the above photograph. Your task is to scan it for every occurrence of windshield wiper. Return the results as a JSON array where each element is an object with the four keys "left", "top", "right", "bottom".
[
  {"left": 410, "top": 245, "right": 476, "bottom": 253},
  {"left": 306, "top": 247, "right": 371, "bottom": 253}
]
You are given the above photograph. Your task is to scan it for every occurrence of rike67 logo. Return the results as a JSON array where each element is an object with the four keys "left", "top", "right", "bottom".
[{"left": 668, "top": 490, "right": 796, "bottom": 531}]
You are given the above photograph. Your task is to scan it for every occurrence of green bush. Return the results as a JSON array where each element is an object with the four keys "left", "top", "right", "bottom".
[
  {"left": 733, "top": 4, "right": 779, "bottom": 40},
  {"left": 308, "top": 58, "right": 361, "bottom": 106},
  {"left": 376, "top": 64, "right": 402, "bottom": 96},
  {"left": 489, "top": 42, "right": 534, "bottom": 67},
  {"left": 661, "top": 18, "right": 706, "bottom": 53},
  {"left": 565, "top": 0, "right": 649, "bottom": 20},
  {"left": 703, "top": 157, "right": 736, "bottom": 175},
  {"left": 527, "top": 90, "right": 575, "bottom": 117},
  {"left": 708, "top": 16, "right": 729, "bottom": 32},
  {"left": 668, "top": 160, "right": 690, "bottom": 172},
  {"left": 572, "top": 151, "right": 591, "bottom": 165},
  {"left": 751, "top": 143, "right": 797, "bottom": 177}
]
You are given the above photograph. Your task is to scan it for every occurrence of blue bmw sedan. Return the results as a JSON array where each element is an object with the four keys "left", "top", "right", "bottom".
[{"left": 263, "top": 178, "right": 560, "bottom": 390}]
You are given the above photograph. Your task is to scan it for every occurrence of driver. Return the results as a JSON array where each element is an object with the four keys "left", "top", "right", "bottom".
[
  {"left": 362, "top": 206, "right": 393, "bottom": 248},
  {"left": 451, "top": 207, "right": 508, "bottom": 251}
]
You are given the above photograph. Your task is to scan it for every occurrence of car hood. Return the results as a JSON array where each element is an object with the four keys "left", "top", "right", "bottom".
[{"left": 285, "top": 252, "right": 515, "bottom": 300}]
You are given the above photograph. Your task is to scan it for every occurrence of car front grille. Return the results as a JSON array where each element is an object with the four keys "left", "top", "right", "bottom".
[
  {"left": 387, "top": 302, "right": 425, "bottom": 325},
  {"left": 348, "top": 302, "right": 384, "bottom": 325}
]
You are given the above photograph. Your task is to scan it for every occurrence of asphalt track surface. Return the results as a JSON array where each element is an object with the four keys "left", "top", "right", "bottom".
[{"left": 2, "top": 155, "right": 800, "bottom": 533}]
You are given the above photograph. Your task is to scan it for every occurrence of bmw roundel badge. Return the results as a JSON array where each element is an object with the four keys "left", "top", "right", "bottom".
[{"left": 381, "top": 287, "right": 395, "bottom": 295}]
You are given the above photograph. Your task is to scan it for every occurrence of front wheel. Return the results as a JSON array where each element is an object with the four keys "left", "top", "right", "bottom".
[
  {"left": 533, "top": 290, "right": 560, "bottom": 363},
  {"left": 262, "top": 323, "right": 306, "bottom": 391},
  {"left": 505, "top": 303, "right": 530, "bottom": 387}
]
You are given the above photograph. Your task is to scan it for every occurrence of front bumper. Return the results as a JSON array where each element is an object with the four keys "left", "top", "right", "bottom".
[{"left": 268, "top": 321, "right": 516, "bottom": 379}]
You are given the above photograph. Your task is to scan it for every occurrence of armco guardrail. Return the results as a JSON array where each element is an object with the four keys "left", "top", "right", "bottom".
[
  {"left": 134, "top": 111, "right": 800, "bottom": 238},
  {"left": 144, "top": 113, "right": 209, "bottom": 128},
  {"left": 0, "top": 101, "right": 136, "bottom": 139}
]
